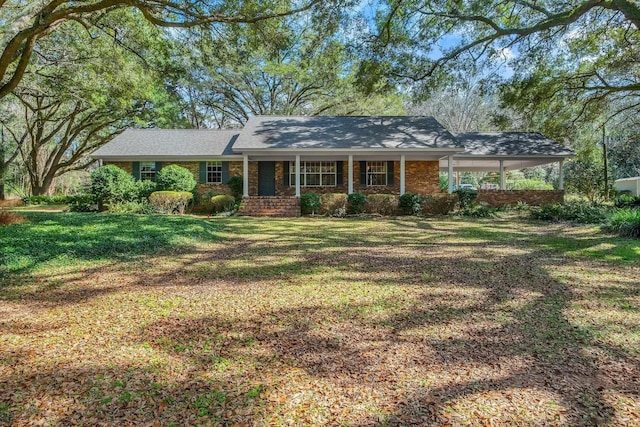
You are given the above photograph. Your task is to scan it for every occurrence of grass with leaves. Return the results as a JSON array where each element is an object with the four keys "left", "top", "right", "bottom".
[{"left": 1, "top": 212, "right": 639, "bottom": 425}]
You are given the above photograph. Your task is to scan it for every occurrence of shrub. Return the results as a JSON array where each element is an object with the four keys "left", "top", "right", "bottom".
[
  {"left": 319, "top": 193, "right": 347, "bottom": 217},
  {"left": 399, "top": 193, "right": 423, "bottom": 215},
  {"left": 347, "top": 193, "right": 366, "bottom": 214},
  {"left": 226, "top": 176, "right": 243, "bottom": 199},
  {"left": 155, "top": 164, "right": 196, "bottom": 192},
  {"left": 531, "top": 202, "right": 609, "bottom": 224},
  {"left": 613, "top": 194, "right": 640, "bottom": 208},
  {"left": 211, "top": 194, "right": 236, "bottom": 213},
  {"left": 0, "top": 211, "right": 26, "bottom": 225},
  {"left": 300, "top": 192, "right": 321, "bottom": 215},
  {"left": 422, "top": 194, "right": 457, "bottom": 215},
  {"left": 365, "top": 194, "right": 398, "bottom": 216},
  {"left": 453, "top": 188, "right": 478, "bottom": 209},
  {"left": 90, "top": 165, "right": 136, "bottom": 207},
  {"left": 107, "top": 201, "right": 155, "bottom": 214},
  {"left": 135, "top": 180, "right": 157, "bottom": 201},
  {"left": 458, "top": 203, "right": 496, "bottom": 218},
  {"left": 603, "top": 209, "right": 640, "bottom": 238},
  {"left": 149, "top": 191, "right": 193, "bottom": 214},
  {"left": 509, "top": 179, "right": 554, "bottom": 190},
  {"left": 22, "top": 194, "right": 93, "bottom": 205}
]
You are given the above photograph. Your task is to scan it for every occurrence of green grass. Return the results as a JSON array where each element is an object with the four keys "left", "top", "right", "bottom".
[{"left": 1, "top": 212, "right": 639, "bottom": 425}]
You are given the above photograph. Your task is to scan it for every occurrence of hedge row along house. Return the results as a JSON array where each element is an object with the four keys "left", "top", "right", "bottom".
[{"left": 91, "top": 116, "right": 575, "bottom": 216}]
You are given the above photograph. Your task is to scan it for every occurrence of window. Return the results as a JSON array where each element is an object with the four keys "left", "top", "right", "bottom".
[
  {"left": 290, "top": 161, "right": 337, "bottom": 187},
  {"left": 366, "top": 161, "right": 387, "bottom": 186},
  {"left": 207, "top": 161, "right": 222, "bottom": 184},
  {"left": 140, "top": 162, "right": 156, "bottom": 181}
]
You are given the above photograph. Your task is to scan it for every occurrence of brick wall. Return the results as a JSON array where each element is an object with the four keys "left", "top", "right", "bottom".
[
  {"left": 478, "top": 190, "right": 565, "bottom": 207},
  {"left": 405, "top": 161, "right": 440, "bottom": 194}
]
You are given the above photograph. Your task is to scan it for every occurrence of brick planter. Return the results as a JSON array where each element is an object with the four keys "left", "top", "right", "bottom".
[{"left": 477, "top": 190, "right": 564, "bottom": 207}]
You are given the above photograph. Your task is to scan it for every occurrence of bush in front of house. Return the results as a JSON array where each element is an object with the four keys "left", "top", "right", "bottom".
[
  {"left": 226, "top": 176, "right": 243, "bottom": 199},
  {"left": 300, "top": 192, "right": 321, "bottom": 215},
  {"left": 347, "top": 193, "right": 366, "bottom": 214},
  {"left": 603, "top": 208, "right": 640, "bottom": 238},
  {"left": 365, "top": 194, "right": 398, "bottom": 216},
  {"left": 106, "top": 201, "right": 156, "bottom": 214},
  {"left": 156, "top": 164, "right": 196, "bottom": 192},
  {"left": 319, "top": 193, "right": 347, "bottom": 217},
  {"left": 422, "top": 194, "right": 457, "bottom": 215},
  {"left": 211, "top": 194, "right": 236, "bottom": 213},
  {"left": 90, "top": 165, "right": 136, "bottom": 208},
  {"left": 530, "top": 201, "right": 609, "bottom": 224},
  {"left": 613, "top": 193, "right": 640, "bottom": 208},
  {"left": 135, "top": 179, "right": 157, "bottom": 201},
  {"left": 399, "top": 192, "right": 423, "bottom": 215},
  {"left": 457, "top": 203, "right": 497, "bottom": 218},
  {"left": 453, "top": 188, "right": 478, "bottom": 209},
  {"left": 149, "top": 191, "right": 193, "bottom": 214}
]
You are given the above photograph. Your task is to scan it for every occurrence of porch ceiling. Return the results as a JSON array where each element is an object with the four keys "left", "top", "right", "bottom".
[
  {"left": 438, "top": 156, "right": 566, "bottom": 172},
  {"left": 242, "top": 149, "right": 458, "bottom": 162}
]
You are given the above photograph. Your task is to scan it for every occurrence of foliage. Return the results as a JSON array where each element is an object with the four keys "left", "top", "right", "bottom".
[
  {"left": 226, "top": 176, "right": 243, "bottom": 200},
  {"left": 90, "top": 165, "right": 136, "bottom": 206},
  {"left": 453, "top": 188, "right": 478, "bottom": 209},
  {"left": 68, "top": 200, "right": 99, "bottom": 213},
  {"left": 156, "top": 165, "right": 196, "bottom": 192},
  {"left": 398, "top": 192, "right": 423, "bottom": 215},
  {"left": 531, "top": 202, "right": 609, "bottom": 224},
  {"left": 135, "top": 180, "right": 158, "bottom": 201},
  {"left": 603, "top": 209, "right": 640, "bottom": 239},
  {"left": 210, "top": 195, "right": 236, "bottom": 214},
  {"left": 149, "top": 191, "right": 193, "bottom": 215},
  {"left": 319, "top": 193, "right": 347, "bottom": 217},
  {"left": 613, "top": 194, "right": 640, "bottom": 209},
  {"left": 300, "top": 192, "right": 321, "bottom": 215},
  {"left": 365, "top": 194, "right": 397, "bottom": 216},
  {"left": 458, "top": 203, "right": 497, "bottom": 218},
  {"left": 509, "top": 179, "right": 554, "bottom": 191},
  {"left": 422, "top": 194, "right": 457, "bottom": 215},
  {"left": 22, "top": 194, "right": 92, "bottom": 206},
  {"left": 346, "top": 193, "right": 366, "bottom": 214},
  {"left": 564, "top": 159, "right": 610, "bottom": 202},
  {"left": 0, "top": 211, "right": 25, "bottom": 225},
  {"left": 107, "top": 201, "right": 156, "bottom": 214}
]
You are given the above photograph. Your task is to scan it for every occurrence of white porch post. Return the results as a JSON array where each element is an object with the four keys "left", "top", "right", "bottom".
[
  {"left": 447, "top": 155, "right": 454, "bottom": 194},
  {"left": 348, "top": 154, "right": 354, "bottom": 194},
  {"left": 295, "top": 155, "right": 301, "bottom": 197},
  {"left": 558, "top": 159, "right": 564, "bottom": 190},
  {"left": 243, "top": 155, "right": 249, "bottom": 197},
  {"left": 400, "top": 155, "right": 406, "bottom": 195},
  {"left": 499, "top": 160, "right": 505, "bottom": 190}
]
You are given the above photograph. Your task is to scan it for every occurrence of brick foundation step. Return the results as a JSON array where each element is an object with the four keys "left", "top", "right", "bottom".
[{"left": 237, "top": 196, "right": 301, "bottom": 217}]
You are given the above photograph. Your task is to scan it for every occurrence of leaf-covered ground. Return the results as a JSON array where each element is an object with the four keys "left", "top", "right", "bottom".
[{"left": 1, "top": 212, "right": 639, "bottom": 426}]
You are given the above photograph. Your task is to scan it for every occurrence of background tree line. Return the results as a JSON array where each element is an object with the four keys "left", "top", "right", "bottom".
[{"left": 1, "top": 0, "right": 640, "bottom": 198}]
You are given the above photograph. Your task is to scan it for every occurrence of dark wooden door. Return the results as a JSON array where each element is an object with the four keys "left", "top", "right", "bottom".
[{"left": 258, "top": 161, "right": 276, "bottom": 196}]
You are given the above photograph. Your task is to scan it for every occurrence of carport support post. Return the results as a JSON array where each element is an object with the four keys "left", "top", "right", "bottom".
[
  {"left": 400, "top": 155, "right": 406, "bottom": 195},
  {"left": 499, "top": 160, "right": 505, "bottom": 190},
  {"left": 243, "top": 155, "right": 249, "bottom": 197},
  {"left": 348, "top": 155, "right": 353, "bottom": 194},
  {"left": 447, "top": 155, "right": 454, "bottom": 194},
  {"left": 558, "top": 159, "right": 564, "bottom": 190},
  {"left": 295, "top": 155, "right": 301, "bottom": 197}
]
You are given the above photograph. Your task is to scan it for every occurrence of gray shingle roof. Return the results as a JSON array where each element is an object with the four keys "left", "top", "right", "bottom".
[
  {"left": 91, "top": 129, "right": 239, "bottom": 158},
  {"left": 233, "top": 116, "right": 463, "bottom": 151},
  {"left": 455, "top": 132, "right": 574, "bottom": 156}
]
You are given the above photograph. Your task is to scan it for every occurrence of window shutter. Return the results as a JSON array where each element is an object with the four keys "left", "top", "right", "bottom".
[
  {"left": 359, "top": 161, "right": 367, "bottom": 185},
  {"left": 336, "top": 161, "right": 343, "bottom": 186},
  {"left": 132, "top": 162, "right": 140, "bottom": 180},
  {"left": 387, "top": 161, "right": 395, "bottom": 186},
  {"left": 221, "top": 162, "right": 229, "bottom": 183},
  {"left": 199, "top": 162, "right": 207, "bottom": 183},
  {"left": 283, "top": 161, "right": 290, "bottom": 186},
  {"left": 155, "top": 162, "right": 163, "bottom": 174}
]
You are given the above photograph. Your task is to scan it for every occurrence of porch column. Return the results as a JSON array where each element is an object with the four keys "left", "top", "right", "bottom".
[
  {"left": 400, "top": 155, "right": 406, "bottom": 195},
  {"left": 243, "top": 155, "right": 249, "bottom": 197},
  {"left": 499, "top": 160, "right": 505, "bottom": 190},
  {"left": 558, "top": 159, "right": 564, "bottom": 190},
  {"left": 348, "top": 154, "right": 354, "bottom": 194},
  {"left": 447, "top": 155, "right": 454, "bottom": 194},
  {"left": 295, "top": 154, "right": 301, "bottom": 197}
]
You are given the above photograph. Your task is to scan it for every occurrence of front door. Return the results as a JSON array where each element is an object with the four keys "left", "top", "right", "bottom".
[{"left": 258, "top": 161, "right": 276, "bottom": 196}]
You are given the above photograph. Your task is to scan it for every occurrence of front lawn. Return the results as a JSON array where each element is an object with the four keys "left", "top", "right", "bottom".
[{"left": 1, "top": 213, "right": 639, "bottom": 425}]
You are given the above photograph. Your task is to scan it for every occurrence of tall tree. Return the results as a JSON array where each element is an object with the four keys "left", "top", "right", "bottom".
[{"left": 0, "top": 0, "right": 326, "bottom": 100}]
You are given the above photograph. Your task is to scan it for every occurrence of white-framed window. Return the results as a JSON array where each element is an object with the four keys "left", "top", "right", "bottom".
[
  {"left": 366, "top": 161, "right": 387, "bottom": 186},
  {"left": 290, "top": 161, "right": 337, "bottom": 187},
  {"left": 207, "top": 161, "right": 222, "bottom": 184},
  {"left": 140, "top": 162, "right": 156, "bottom": 181}
]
